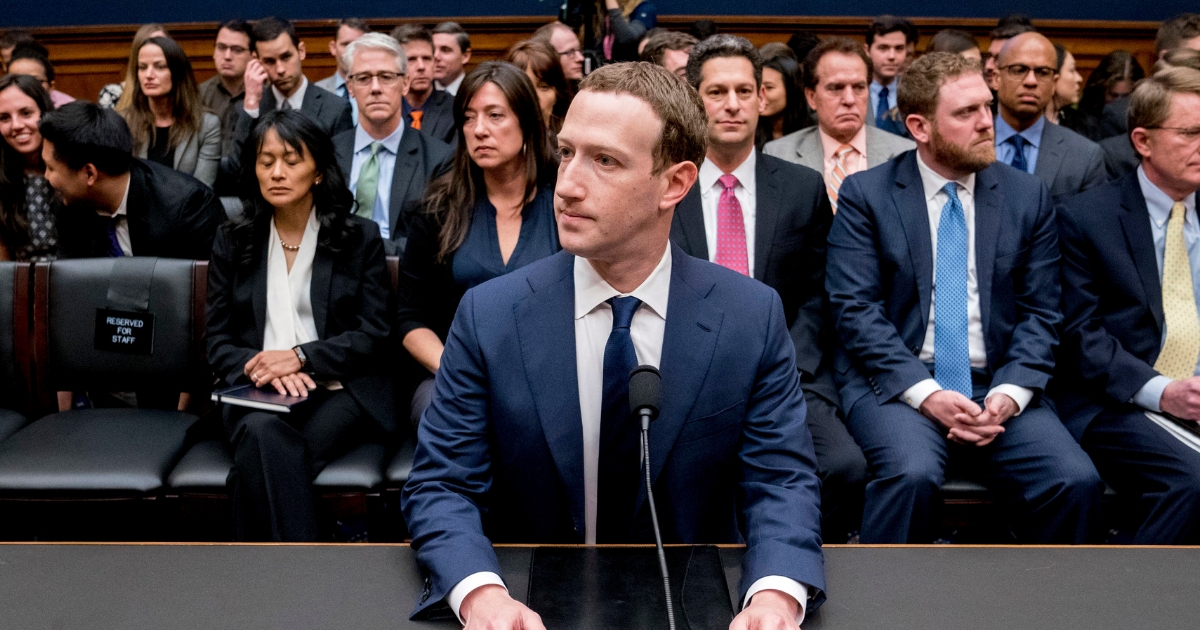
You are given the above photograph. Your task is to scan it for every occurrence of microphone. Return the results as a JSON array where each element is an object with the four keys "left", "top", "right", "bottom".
[{"left": 629, "top": 365, "right": 675, "bottom": 630}]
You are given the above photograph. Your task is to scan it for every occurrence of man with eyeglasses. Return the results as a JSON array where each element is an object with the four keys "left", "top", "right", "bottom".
[
  {"left": 994, "top": 32, "right": 1105, "bottom": 200},
  {"left": 200, "top": 20, "right": 254, "bottom": 158},
  {"left": 534, "top": 21, "right": 585, "bottom": 81},
  {"left": 1055, "top": 67, "right": 1200, "bottom": 544},
  {"left": 333, "top": 33, "right": 452, "bottom": 255}
]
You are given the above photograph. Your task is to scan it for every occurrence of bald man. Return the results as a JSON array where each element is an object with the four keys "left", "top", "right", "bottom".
[{"left": 994, "top": 32, "right": 1105, "bottom": 199}]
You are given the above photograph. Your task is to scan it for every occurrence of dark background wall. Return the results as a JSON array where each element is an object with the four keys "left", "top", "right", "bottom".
[{"left": 1, "top": 0, "right": 1192, "bottom": 28}]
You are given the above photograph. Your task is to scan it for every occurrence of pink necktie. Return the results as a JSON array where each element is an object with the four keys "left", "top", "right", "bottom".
[{"left": 715, "top": 174, "right": 749, "bottom": 276}]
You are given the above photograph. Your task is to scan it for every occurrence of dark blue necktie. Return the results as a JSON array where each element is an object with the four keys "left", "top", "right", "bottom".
[
  {"left": 105, "top": 216, "right": 125, "bottom": 258},
  {"left": 597, "top": 296, "right": 642, "bottom": 543},
  {"left": 337, "top": 83, "right": 350, "bottom": 102},
  {"left": 934, "top": 183, "right": 972, "bottom": 397},
  {"left": 876, "top": 86, "right": 890, "bottom": 128},
  {"left": 1007, "top": 135, "right": 1029, "bottom": 173}
]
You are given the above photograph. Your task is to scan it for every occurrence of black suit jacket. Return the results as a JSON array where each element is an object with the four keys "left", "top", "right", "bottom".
[
  {"left": 670, "top": 151, "right": 837, "bottom": 400},
  {"left": 205, "top": 216, "right": 397, "bottom": 433},
  {"left": 404, "top": 90, "right": 456, "bottom": 146},
  {"left": 332, "top": 126, "right": 453, "bottom": 255},
  {"left": 1101, "top": 134, "right": 1139, "bottom": 180},
  {"left": 1055, "top": 172, "right": 1168, "bottom": 440},
  {"left": 56, "top": 159, "right": 224, "bottom": 260}
]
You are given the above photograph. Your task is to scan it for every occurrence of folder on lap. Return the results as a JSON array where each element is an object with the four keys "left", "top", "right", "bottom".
[
  {"left": 211, "top": 385, "right": 312, "bottom": 414},
  {"left": 1145, "top": 411, "right": 1200, "bottom": 453}
]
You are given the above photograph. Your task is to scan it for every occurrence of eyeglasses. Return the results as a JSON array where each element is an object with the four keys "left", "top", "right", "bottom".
[
  {"left": 556, "top": 47, "right": 583, "bottom": 59},
  {"left": 1146, "top": 125, "right": 1200, "bottom": 142},
  {"left": 348, "top": 71, "right": 404, "bottom": 88},
  {"left": 998, "top": 64, "right": 1058, "bottom": 81},
  {"left": 215, "top": 43, "right": 249, "bottom": 55}
]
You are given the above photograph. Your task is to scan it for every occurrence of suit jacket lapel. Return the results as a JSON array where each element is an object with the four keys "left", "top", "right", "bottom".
[
  {"left": 302, "top": 86, "right": 322, "bottom": 120},
  {"left": 1034, "top": 124, "right": 1066, "bottom": 185},
  {"left": 795, "top": 129, "right": 825, "bottom": 173},
  {"left": 389, "top": 130, "right": 423, "bottom": 233},
  {"left": 310, "top": 242, "right": 333, "bottom": 338},
  {"left": 251, "top": 237, "right": 268, "bottom": 339},
  {"left": 125, "top": 164, "right": 149, "bottom": 254},
  {"left": 1118, "top": 175, "right": 1164, "bottom": 332},
  {"left": 754, "top": 153, "right": 780, "bottom": 283},
  {"left": 334, "top": 133, "right": 354, "bottom": 181},
  {"left": 973, "top": 167, "right": 1002, "bottom": 344},
  {"left": 893, "top": 154, "right": 934, "bottom": 331},
  {"left": 674, "top": 185, "right": 708, "bottom": 260}
]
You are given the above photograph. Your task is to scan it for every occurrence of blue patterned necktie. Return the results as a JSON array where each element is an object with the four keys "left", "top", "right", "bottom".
[
  {"left": 876, "top": 86, "right": 890, "bottom": 128},
  {"left": 934, "top": 182, "right": 972, "bottom": 397},
  {"left": 105, "top": 216, "right": 125, "bottom": 258},
  {"left": 597, "top": 296, "right": 642, "bottom": 542},
  {"left": 1007, "top": 135, "right": 1029, "bottom": 173}
]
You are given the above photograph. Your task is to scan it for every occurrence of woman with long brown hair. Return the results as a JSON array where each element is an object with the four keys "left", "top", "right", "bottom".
[
  {"left": 98, "top": 23, "right": 167, "bottom": 109},
  {"left": 505, "top": 39, "right": 573, "bottom": 135}
]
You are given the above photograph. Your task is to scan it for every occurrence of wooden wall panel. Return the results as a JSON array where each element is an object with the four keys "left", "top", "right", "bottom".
[{"left": 25, "top": 16, "right": 1161, "bottom": 104}]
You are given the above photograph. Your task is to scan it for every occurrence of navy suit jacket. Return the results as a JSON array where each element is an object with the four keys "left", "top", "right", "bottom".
[
  {"left": 1055, "top": 173, "right": 1167, "bottom": 440},
  {"left": 401, "top": 244, "right": 825, "bottom": 617},
  {"left": 827, "top": 151, "right": 1062, "bottom": 412}
]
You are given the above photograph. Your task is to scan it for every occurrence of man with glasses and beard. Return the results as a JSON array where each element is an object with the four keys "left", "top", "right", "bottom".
[{"left": 826, "top": 52, "right": 1103, "bottom": 544}]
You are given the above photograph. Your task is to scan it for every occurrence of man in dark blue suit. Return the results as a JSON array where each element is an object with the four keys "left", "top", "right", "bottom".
[
  {"left": 1056, "top": 67, "right": 1200, "bottom": 543},
  {"left": 827, "top": 52, "right": 1102, "bottom": 544},
  {"left": 403, "top": 63, "right": 825, "bottom": 629}
]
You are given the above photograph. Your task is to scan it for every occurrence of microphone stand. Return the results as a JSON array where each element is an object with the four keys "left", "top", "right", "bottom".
[{"left": 640, "top": 409, "right": 676, "bottom": 630}]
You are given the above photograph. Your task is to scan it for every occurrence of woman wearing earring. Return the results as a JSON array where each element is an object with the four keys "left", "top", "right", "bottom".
[
  {"left": 206, "top": 110, "right": 393, "bottom": 541},
  {"left": 396, "top": 62, "right": 559, "bottom": 427}
]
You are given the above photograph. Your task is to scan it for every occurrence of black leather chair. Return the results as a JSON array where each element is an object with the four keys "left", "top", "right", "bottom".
[
  {"left": 0, "top": 258, "right": 205, "bottom": 496},
  {"left": 0, "top": 262, "right": 32, "bottom": 443}
]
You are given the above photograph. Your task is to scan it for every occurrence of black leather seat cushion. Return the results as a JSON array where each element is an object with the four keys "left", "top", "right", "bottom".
[
  {"left": 0, "top": 409, "right": 27, "bottom": 444},
  {"left": 166, "top": 439, "right": 233, "bottom": 489},
  {"left": 0, "top": 409, "right": 195, "bottom": 493},
  {"left": 313, "top": 442, "right": 387, "bottom": 490},
  {"left": 385, "top": 437, "right": 417, "bottom": 486}
]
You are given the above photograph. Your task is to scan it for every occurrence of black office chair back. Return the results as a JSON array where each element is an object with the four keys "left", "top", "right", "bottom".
[{"left": 0, "top": 263, "right": 32, "bottom": 410}]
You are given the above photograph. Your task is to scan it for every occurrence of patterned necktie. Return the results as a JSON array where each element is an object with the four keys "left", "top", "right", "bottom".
[
  {"left": 597, "top": 296, "right": 643, "bottom": 543},
  {"left": 828, "top": 143, "right": 856, "bottom": 210},
  {"left": 337, "top": 83, "right": 350, "bottom": 101},
  {"left": 715, "top": 174, "right": 749, "bottom": 276},
  {"left": 355, "top": 142, "right": 382, "bottom": 220},
  {"left": 105, "top": 215, "right": 125, "bottom": 258},
  {"left": 934, "top": 182, "right": 972, "bottom": 397},
  {"left": 1007, "top": 135, "right": 1029, "bottom": 173},
  {"left": 1155, "top": 201, "right": 1200, "bottom": 381},
  {"left": 280, "top": 98, "right": 293, "bottom": 112},
  {"left": 410, "top": 110, "right": 423, "bottom": 130},
  {"left": 876, "top": 86, "right": 890, "bottom": 128}
]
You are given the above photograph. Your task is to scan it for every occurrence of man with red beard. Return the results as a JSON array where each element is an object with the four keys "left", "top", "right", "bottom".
[{"left": 826, "top": 52, "right": 1102, "bottom": 544}]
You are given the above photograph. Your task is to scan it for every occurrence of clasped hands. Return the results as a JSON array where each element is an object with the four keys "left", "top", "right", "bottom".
[
  {"left": 919, "top": 390, "right": 1018, "bottom": 447},
  {"left": 244, "top": 350, "right": 315, "bottom": 397}
]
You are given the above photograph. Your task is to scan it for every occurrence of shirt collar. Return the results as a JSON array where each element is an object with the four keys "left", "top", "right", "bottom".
[
  {"left": 818, "top": 124, "right": 867, "bottom": 162},
  {"left": 97, "top": 176, "right": 132, "bottom": 219},
  {"left": 916, "top": 150, "right": 975, "bottom": 202},
  {"left": 437, "top": 73, "right": 464, "bottom": 93},
  {"left": 272, "top": 76, "right": 308, "bottom": 112},
  {"left": 994, "top": 113, "right": 1045, "bottom": 148},
  {"left": 354, "top": 121, "right": 404, "bottom": 154},
  {"left": 698, "top": 149, "right": 756, "bottom": 197},
  {"left": 1139, "top": 164, "right": 1197, "bottom": 227},
  {"left": 574, "top": 243, "right": 672, "bottom": 322},
  {"left": 870, "top": 78, "right": 897, "bottom": 94}
]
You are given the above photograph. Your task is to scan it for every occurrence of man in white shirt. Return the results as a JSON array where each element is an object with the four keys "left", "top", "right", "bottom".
[
  {"left": 403, "top": 62, "right": 825, "bottom": 629},
  {"left": 432, "top": 22, "right": 471, "bottom": 95},
  {"left": 826, "top": 52, "right": 1103, "bottom": 544},
  {"left": 315, "top": 18, "right": 369, "bottom": 120}
]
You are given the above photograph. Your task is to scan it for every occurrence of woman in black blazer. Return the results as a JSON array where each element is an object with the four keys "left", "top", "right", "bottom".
[{"left": 206, "top": 110, "right": 393, "bottom": 542}]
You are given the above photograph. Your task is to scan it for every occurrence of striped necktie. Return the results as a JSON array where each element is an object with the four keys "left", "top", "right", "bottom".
[
  {"left": 828, "top": 143, "right": 856, "bottom": 211},
  {"left": 1155, "top": 201, "right": 1200, "bottom": 380},
  {"left": 355, "top": 142, "right": 382, "bottom": 220}
]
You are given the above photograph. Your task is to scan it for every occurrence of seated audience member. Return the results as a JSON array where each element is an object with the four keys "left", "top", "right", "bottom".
[
  {"left": 985, "top": 15, "right": 1037, "bottom": 91},
  {"left": 636, "top": 27, "right": 664, "bottom": 57},
  {"left": 6, "top": 47, "right": 74, "bottom": 108},
  {"left": 391, "top": 25, "right": 456, "bottom": 146},
  {"left": 764, "top": 37, "right": 914, "bottom": 207},
  {"left": 639, "top": 30, "right": 696, "bottom": 78},
  {"left": 533, "top": 21, "right": 585, "bottom": 81},
  {"left": 1056, "top": 67, "right": 1200, "bottom": 544},
  {"left": 99, "top": 24, "right": 168, "bottom": 109},
  {"left": 396, "top": 62, "right": 558, "bottom": 428},
  {"left": 334, "top": 33, "right": 452, "bottom": 255},
  {"left": 1103, "top": 48, "right": 1200, "bottom": 180},
  {"left": 432, "top": 22, "right": 471, "bottom": 95},
  {"left": 593, "top": 0, "right": 658, "bottom": 63},
  {"left": 994, "top": 33, "right": 1106, "bottom": 200},
  {"left": 200, "top": 20, "right": 253, "bottom": 159},
  {"left": 865, "top": 15, "right": 913, "bottom": 136},
  {"left": 117, "top": 37, "right": 221, "bottom": 187},
  {"left": 505, "top": 39, "right": 574, "bottom": 136},
  {"left": 39, "top": 101, "right": 223, "bottom": 259},
  {"left": 689, "top": 18, "right": 718, "bottom": 41},
  {"left": 315, "top": 18, "right": 369, "bottom": 121},
  {"left": 403, "top": 61, "right": 825, "bottom": 628},
  {"left": 1079, "top": 51, "right": 1145, "bottom": 141},
  {"left": 1047, "top": 44, "right": 1086, "bottom": 135},
  {"left": 0, "top": 30, "right": 37, "bottom": 74},
  {"left": 827, "top": 52, "right": 1103, "bottom": 544},
  {"left": 787, "top": 30, "right": 820, "bottom": 63},
  {"left": 674, "top": 35, "right": 867, "bottom": 542},
  {"left": 927, "top": 29, "right": 981, "bottom": 62},
  {"left": 206, "top": 110, "right": 393, "bottom": 542},
  {"left": 759, "top": 41, "right": 796, "bottom": 62},
  {"left": 756, "top": 54, "right": 810, "bottom": 148},
  {"left": 0, "top": 75, "right": 58, "bottom": 261}
]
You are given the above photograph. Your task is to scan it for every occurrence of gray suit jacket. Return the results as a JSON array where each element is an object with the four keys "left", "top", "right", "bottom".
[
  {"left": 763, "top": 125, "right": 915, "bottom": 175},
  {"left": 314, "top": 74, "right": 340, "bottom": 94},
  {"left": 133, "top": 112, "right": 221, "bottom": 187},
  {"left": 1033, "top": 121, "right": 1107, "bottom": 200}
]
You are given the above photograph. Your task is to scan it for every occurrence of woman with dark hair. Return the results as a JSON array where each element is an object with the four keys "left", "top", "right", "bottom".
[
  {"left": 756, "top": 53, "right": 810, "bottom": 148},
  {"left": 0, "top": 74, "right": 58, "bottom": 261},
  {"left": 397, "top": 62, "right": 559, "bottom": 426},
  {"left": 1048, "top": 44, "right": 1087, "bottom": 134},
  {"left": 505, "top": 39, "right": 573, "bottom": 136},
  {"left": 117, "top": 36, "right": 220, "bottom": 186},
  {"left": 1078, "top": 50, "right": 1146, "bottom": 140},
  {"left": 206, "top": 110, "right": 393, "bottom": 542}
]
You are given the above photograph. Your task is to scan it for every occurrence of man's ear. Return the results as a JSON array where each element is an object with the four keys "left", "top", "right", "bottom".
[
  {"left": 297, "top": 41, "right": 307, "bottom": 61},
  {"left": 462, "top": 49, "right": 472, "bottom": 64},
  {"left": 659, "top": 160, "right": 699, "bottom": 211},
  {"left": 906, "top": 114, "right": 932, "bottom": 145},
  {"left": 1130, "top": 128, "right": 1153, "bottom": 160},
  {"left": 82, "top": 163, "right": 100, "bottom": 187}
]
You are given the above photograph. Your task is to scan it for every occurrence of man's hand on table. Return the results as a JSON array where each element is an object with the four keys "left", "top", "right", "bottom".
[
  {"left": 730, "top": 589, "right": 801, "bottom": 630},
  {"left": 460, "top": 584, "right": 545, "bottom": 630}
]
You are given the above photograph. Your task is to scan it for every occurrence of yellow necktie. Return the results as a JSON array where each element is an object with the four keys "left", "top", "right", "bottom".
[{"left": 1155, "top": 201, "right": 1200, "bottom": 381}]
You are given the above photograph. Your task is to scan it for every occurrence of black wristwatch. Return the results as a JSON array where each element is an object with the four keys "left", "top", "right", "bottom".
[{"left": 292, "top": 345, "right": 309, "bottom": 371}]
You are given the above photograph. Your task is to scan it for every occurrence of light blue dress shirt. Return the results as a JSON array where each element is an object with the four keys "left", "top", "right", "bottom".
[
  {"left": 331, "top": 72, "right": 359, "bottom": 122},
  {"left": 1132, "top": 165, "right": 1200, "bottom": 411},
  {"left": 348, "top": 124, "right": 404, "bottom": 239},
  {"left": 869, "top": 80, "right": 898, "bottom": 115},
  {"left": 994, "top": 115, "right": 1044, "bottom": 174}
]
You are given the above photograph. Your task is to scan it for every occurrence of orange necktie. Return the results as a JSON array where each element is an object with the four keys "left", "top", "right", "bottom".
[{"left": 410, "top": 110, "right": 423, "bottom": 130}]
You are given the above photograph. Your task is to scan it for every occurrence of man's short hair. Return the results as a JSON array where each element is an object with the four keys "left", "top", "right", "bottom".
[
  {"left": 1128, "top": 66, "right": 1200, "bottom": 133},
  {"left": 640, "top": 31, "right": 698, "bottom": 66},
  {"left": 927, "top": 29, "right": 979, "bottom": 55},
  {"left": 803, "top": 37, "right": 873, "bottom": 91},
  {"left": 38, "top": 101, "right": 134, "bottom": 176},
  {"left": 684, "top": 34, "right": 763, "bottom": 90},
  {"left": 9, "top": 46, "right": 54, "bottom": 82},
  {"left": 0, "top": 29, "right": 36, "bottom": 50},
  {"left": 252, "top": 17, "right": 299, "bottom": 49},
  {"left": 898, "top": 51, "right": 983, "bottom": 120},
  {"left": 1156, "top": 13, "right": 1200, "bottom": 55},
  {"left": 991, "top": 14, "right": 1037, "bottom": 41},
  {"left": 867, "top": 15, "right": 917, "bottom": 46},
  {"left": 338, "top": 18, "right": 370, "bottom": 35},
  {"left": 343, "top": 32, "right": 407, "bottom": 75},
  {"left": 218, "top": 19, "right": 254, "bottom": 45},
  {"left": 787, "top": 30, "right": 821, "bottom": 62},
  {"left": 1155, "top": 47, "right": 1200, "bottom": 74},
  {"left": 433, "top": 22, "right": 470, "bottom": 53},
  {"left": 391, "top": 24, "right": 434, "bottom": 49},
  {"left": 579, "top": 62, "right": 707, "bottom": 174}
]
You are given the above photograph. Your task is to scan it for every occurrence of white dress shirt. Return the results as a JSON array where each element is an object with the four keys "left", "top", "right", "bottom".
[
  {"left": 95, "top": 176, "right": 133, "bottom": 256},
  {"left": 447, "top": 245, "right": 809, "bottom": 625},
  {"left": 348, "top": 123, "right": 404, "bottom": 239},
  {"left": 263, "top": 210, "right": 319, "bottom": 352},
  {"left": 436, "top": 72, "right": 465, "bottom": 95},
  {"left": 698, "top": 150, "right": 757, "bottom": 277},
  {"left": 244, "top": 76, "right": 309, "bottom": 118},
  {"left": 901, "top": 153, "right": 1033, "bottom": 413}
]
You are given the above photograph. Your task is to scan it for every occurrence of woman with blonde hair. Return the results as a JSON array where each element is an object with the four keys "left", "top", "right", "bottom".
[{"left": 98, "top": 23, "right": 167, "bottom": 108}]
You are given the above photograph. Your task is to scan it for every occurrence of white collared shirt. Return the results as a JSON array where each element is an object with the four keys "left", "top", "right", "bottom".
[
  {"left": 245, "top": 76, "right": 309, "bottom": 118},
  {"left": 902, "top": 152, "right": 1033, "bottom": 413},
  {"left": 698, "top": 150, "right": 757, "bottom": 277},
  {"left": 436, "top": 72, "right": 465, "bottom": 96},
  {"left": 95, "top": 176, "right": 133, "bottom": 256},
  {"left": 348, "top": 123, "right": 405, "bottom": 239}
]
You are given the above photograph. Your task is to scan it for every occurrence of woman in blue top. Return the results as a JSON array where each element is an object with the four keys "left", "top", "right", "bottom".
[{"left": 396, "top": 61, "right": 559, "bottom": 427}]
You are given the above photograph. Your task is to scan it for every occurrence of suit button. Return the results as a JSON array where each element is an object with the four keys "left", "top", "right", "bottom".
[{"left": 911, "top": 346, "right": 920, "bottom": 354}]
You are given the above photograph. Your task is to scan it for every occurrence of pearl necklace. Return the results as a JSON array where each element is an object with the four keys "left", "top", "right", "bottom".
[{"left": 279, "top": 238, "right": 301, "bottom": 251}]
